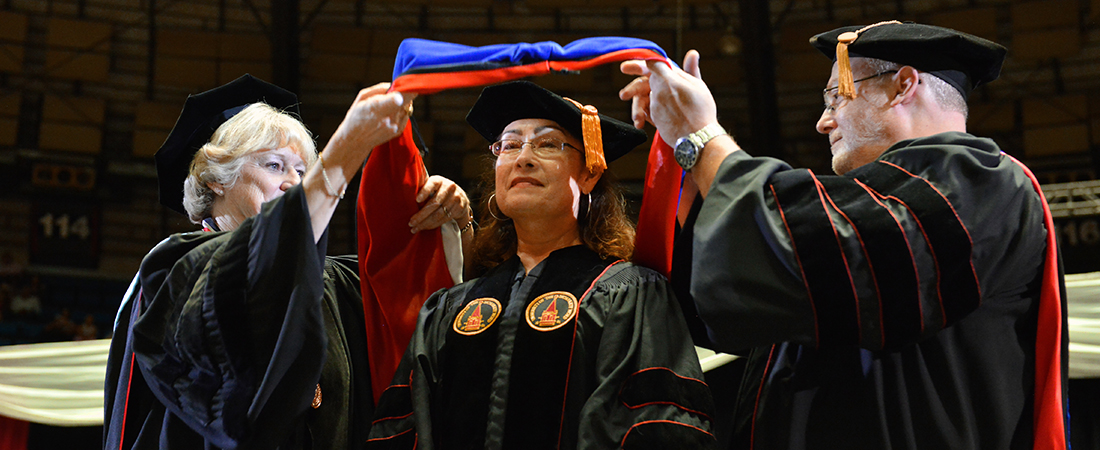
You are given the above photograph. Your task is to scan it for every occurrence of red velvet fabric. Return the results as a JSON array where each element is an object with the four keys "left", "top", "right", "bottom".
[{"left": 358, "top": 125, "right": 455, "bottom": 404}]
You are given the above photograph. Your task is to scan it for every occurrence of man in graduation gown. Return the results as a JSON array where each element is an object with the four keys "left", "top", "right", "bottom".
[
  {"left": 367, "top": 81, "right": 717, "bottom": 450},
  {"left": 620, "top": 22, "right": 1069, "bottom": 449}
]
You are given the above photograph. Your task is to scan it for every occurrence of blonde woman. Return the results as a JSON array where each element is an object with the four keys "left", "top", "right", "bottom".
[{"left": 105, "top": 75, "right": 468, "bottom": 450}]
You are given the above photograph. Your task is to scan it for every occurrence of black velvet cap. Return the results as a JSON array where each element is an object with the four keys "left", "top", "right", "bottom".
[
  {"left": 810, "top": 22, "right": 1007, "bottom": 98},
  {"left": 155, "top": 74, "right": 299, "bottom": 216},
  {"left": 466, "top": 80, "right": 647, "bottom": 164}
]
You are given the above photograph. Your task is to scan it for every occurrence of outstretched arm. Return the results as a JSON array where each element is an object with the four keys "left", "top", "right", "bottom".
[{"left": 302, "top": 83, "right": 418, "bottom": 242}]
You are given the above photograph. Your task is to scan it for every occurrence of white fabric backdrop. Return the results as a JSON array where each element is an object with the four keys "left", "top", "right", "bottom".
[
  {"left": 4, "top": 271, "right": 1100, "bottom": 426},
  {"left": 0, "top": 339, "right": 109, "bottom": 426}
]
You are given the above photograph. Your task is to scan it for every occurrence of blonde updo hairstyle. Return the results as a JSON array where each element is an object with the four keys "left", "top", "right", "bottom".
[{"left": 181, "top": 102, "right": 317, "bottom": 223}]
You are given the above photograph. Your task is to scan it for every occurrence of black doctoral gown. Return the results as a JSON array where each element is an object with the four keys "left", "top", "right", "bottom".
[
  {"left": 687, "top": 132, "right": 1069, "bottom": 449},
  {"left": 367, "top": 245, "right": 718, "bottom": 450},
  {"left": 103, "top": 185, "right": 373, "bottom": 450}
]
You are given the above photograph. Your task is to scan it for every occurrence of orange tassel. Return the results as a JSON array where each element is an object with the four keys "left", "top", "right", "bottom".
[
  {"left": 836, "top": 21, "right": 902, "bottom": 100},
  {"left": 836, "top": 31, "right": 858, "bottom": 99},
  {"left": 564, "top": 98, "right": 606, "bottom": 175}
]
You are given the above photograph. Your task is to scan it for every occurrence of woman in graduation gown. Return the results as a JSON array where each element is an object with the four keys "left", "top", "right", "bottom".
[
  {"left": 103, "top": 75, "right": 470, "bottom": 450},
  {"left": 366, "top": 81, "right": 717, "bottom": 450}
]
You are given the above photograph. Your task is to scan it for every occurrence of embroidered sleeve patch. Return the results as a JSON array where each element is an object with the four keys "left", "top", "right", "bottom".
[
  {"left": 453, "top": 298, "right": 502, "bottom": 336},
  {"left": 525, "top": 291, "right": 578, "bottom": 332}
]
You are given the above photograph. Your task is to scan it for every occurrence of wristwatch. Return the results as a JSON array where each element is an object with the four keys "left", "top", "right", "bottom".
[{"left": 674, "top": 123, "right": 727, "bottom": 171}]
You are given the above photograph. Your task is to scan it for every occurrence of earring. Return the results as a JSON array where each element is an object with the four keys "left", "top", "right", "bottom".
[{"left": 488, "top": 194, "right": 510, "bottom": 221}]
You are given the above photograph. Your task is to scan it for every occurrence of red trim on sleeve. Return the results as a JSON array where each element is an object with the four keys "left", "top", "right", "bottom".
[
  {"left": 619, "top": 400, "right": 712, "bottom": 420},
  {"left": 617, "top": 367, "right": 712, "bottom": 419},
  {"left": 620, "top": 420, "right": 716, "bottom": 448},
  {"left": 365, "top": 427, "right": 416, "bottom": 443},
  {"left": 749, "top": 344, "right": 777, "bottom": 450},
  {"left": 621, "top": 366, "right": 708, "bottom": 385},
  {"left": 817, "top": 180, "right": 885, "bottom": 346},
  {"left": 859, "top": 186, "right": 940, "bottom": 331},
  {"left": 556, "top": 260, "right": 626, "bottom": 446},
  {"left": 372, "top": 411, "right": 414, "bottom": 425},
  {"left": 769, "top": 182, "right": 820, "bottom": 344},
  {"left": 876, "top": 160, "right": 981, "bottom": 301},
  {"left": 810, "top": 176, "right": 864, "bottom": 344},
  {"left": 117, "top": 288, "right": 143, "bottom": 450},
  {"left": 118, "top": 352, "right": 135, "bottom": 450},
  {"left": 1007, "top": 156, "right": 1068, "bottom": 450},
  {"left": 853, "top": 179, "right": 924, "bottom": 337}
]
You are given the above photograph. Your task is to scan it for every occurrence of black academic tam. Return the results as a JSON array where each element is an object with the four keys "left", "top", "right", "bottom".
[{"left": 155, "top": 74, "right": 299, "bottom": 216}]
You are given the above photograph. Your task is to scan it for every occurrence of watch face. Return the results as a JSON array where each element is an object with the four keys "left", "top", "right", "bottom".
[{"left": 674, "top": 137, "right": 697, "bottom": 170}]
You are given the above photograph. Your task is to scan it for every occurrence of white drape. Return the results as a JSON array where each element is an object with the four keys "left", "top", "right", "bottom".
[
  {"left": 1067, "top": 272, "right": 1100, "bottom": 378},
  {"left": 0, "top": 339, "right": 108, "bottom": 426},
  {"left": 4, "top": 271, "right": 1100, "bottom": 426}
]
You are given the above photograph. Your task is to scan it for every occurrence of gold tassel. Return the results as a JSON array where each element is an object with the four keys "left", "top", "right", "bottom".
[
  {"left": 564, "top": 97, "right": 606, "bottom": 175},
  {"left": 836, "top": 32, "right": 858, "bottom": 99},
  {"left": 835, "top": 20, "right": 903, "bottom": 100}
]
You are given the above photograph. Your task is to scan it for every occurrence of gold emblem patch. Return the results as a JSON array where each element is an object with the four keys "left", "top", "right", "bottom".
[
  {"left": 453, "top": 298, "right": 502, "bottom": 336},
  {"left": 525, "top": 291, "right": 578, "bottom": 332}
]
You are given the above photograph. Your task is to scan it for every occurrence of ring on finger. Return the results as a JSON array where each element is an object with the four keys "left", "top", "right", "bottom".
[{"left": 442, "top": 206, "right": 450, "bottom": 218}]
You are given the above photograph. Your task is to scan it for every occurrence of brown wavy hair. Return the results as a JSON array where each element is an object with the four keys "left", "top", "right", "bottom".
[{"left": 468, "top": 165, "right": 635, "bottom": 278}]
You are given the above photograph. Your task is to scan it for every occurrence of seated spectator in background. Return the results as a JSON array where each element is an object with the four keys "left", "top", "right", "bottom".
[
  {"left": 74, "top": 314, "right": 98, "bottom": 341},
  {"left": 9, "top": 283, "right": 41, "bottom": 320},
  {"left": 43, "top": 308, "right": 76, "bottom": 341}
]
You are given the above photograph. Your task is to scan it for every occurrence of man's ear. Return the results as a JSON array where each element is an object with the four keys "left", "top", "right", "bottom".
[{"left": 891, "top": 66, "right": 921, "bottom": 106}]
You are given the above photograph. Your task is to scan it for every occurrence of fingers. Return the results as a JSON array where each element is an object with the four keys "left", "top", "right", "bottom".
[
  {"left": 630, "top": 94, "right": 650, "bottom": 129},
  {"left": 620, "top": 60, "right": 651, "bottom": 77},
  {"left": 410, "top": 176, "right": 470, "bottom": 233},
  {"left": 398, "top": 91, "right": 418, "bottom": 106},
  {"left": 416, "top": 175, "right": 443, "bottom": 203},
  {"left": 619, "top": 75, "right": 653, "bottom": 129},
  {"left": 355, "top": 83, "right": 391, "bottom": 102},
  {"left": 398, "top": 91, "right": 418, "bottom": 116},
  {"left": 646, "top": 59, "right": 675, "bottom": 77},
  {"left": 372, "top": 91, "right": 405, "bottom": 112},
  {"left": 618, "top": 76, "right": 650, "bottom": 100},
  {"left": 683, "top": 50, "right": 702, "bottom": 80}
]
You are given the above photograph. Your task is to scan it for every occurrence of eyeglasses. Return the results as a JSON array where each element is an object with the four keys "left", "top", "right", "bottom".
[
  {"left": 490, "top": 138, "right": 579, "bottom": 159},
  {"left": 822, "top": 70, "right": 898, "bottom": 113}
]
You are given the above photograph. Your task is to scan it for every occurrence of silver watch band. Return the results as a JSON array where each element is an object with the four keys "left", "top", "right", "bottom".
[{"left": 689, "top": 123, "right": 727, "bottom": 148}]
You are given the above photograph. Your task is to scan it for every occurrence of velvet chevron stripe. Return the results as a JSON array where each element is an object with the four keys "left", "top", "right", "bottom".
[
  {"left": 855, "top": 160, "right": 980, "bottom": 328},
  {"left": 771, "top": 169, "right": 862, "bottom": 348},
  {"left": 816, "top": 176, "right": 922, "bottom": 351}
]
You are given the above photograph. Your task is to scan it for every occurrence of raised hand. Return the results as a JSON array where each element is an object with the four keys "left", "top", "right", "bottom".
[
  {"left": 327, "top": 83, "right": 417, "bottom": 168},
  {"left": 620, "top": 50, "right": 718, "bottom": 146}
]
